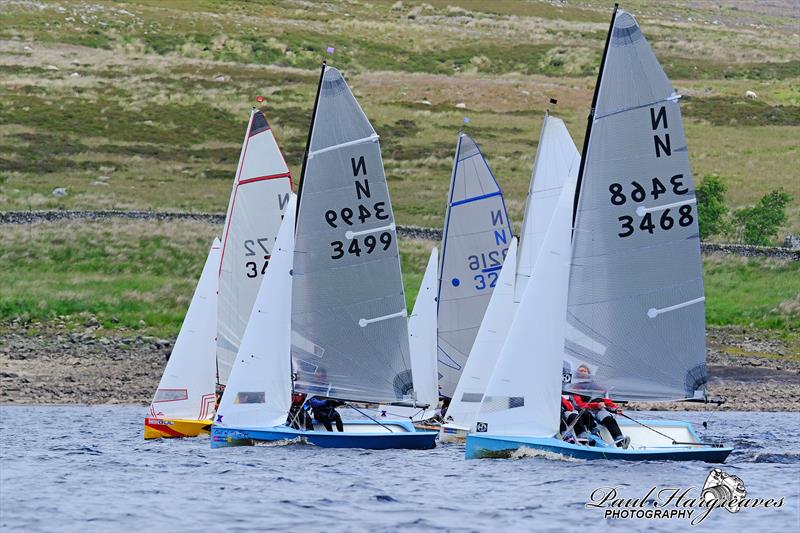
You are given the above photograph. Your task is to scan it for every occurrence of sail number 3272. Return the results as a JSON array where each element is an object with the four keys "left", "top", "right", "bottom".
[{"left": 609, "top": 174, "right": 693, "bottom": 238}]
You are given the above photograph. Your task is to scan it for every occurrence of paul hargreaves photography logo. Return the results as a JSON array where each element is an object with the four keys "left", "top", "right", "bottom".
[{"left": 586, "top": 469, "right": 784, "bottom": 526}]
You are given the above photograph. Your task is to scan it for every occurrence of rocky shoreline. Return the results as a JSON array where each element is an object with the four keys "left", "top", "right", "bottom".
[{"left": 0, "top": 324, "right": 797, "bottom": 411}]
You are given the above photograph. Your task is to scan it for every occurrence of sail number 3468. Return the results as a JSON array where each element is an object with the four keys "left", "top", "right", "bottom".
[{"left": 609, "top": 174, "right": 694, "bottom": 238}]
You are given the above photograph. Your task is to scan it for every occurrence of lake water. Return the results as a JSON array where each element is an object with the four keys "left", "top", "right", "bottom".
[{"left": 0, "top": 406, "right": 797, "bottom": 532}]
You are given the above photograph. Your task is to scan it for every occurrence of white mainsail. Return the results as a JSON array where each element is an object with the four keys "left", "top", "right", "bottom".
[
  {"left": 408, "top": 247, "right": 440, "bottom": 411},
  {"left": 445, "top": 114, "right": 579, "bottom": 432},
  {"left": 214, "top": 195, "right": 296, "bottom": 429},
  {"left": 291, "top": 65, "right": 413, "bottom": 404},
  {"left": 564, "top": 9, "right": 707, "bottom": 401},
  {"left": 444, "top": 238, "right": 517, "bottom": 431},
  {"left": 475, "top": 179, "right": 576, "bottom": 437},
  {"left": 148, "top": 238, "right": 221, "bottom": 421},
  {"left": 515, "top": 115, "right": 580, "bottom": 301},
  {"left": 216, "top": 109, "right": 293, "bottom": 387},
  {"left": 437, "top": 133, "right": 512, "bottom": 398},
  {"left": 378, "top": 247, "right": 440, "bottom": 421}
]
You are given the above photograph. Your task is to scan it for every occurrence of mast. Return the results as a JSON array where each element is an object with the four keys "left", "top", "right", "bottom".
[
  {"left": 296, "top": 60, "right": 327, "bottom": 219},
  {"left": 571, "top": 3, "right": 618, "bottom": 229}
]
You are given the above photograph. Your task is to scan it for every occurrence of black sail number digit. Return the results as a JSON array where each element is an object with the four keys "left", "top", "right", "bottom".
[
  {"left": 364, "top": 235, "right": 377, "bottom": 253},
  {"left": 374, "top": 202, "right": 389, "bottom": 220},
  {"left": 618, "top": 215, "right": 634, "bottom": 237},
  {"left": 609, "top": 183, "right": 626, "bottom": 205},
  {"left": 379, "top": 231, "right": 392, "bottom": 250},
  {"left": 631, "top": 181, "right": 646, "bottom": 202},
  {"left": 670, "top": 174, "right": 689, "bottom": 195},
  {"left": 660, "top": 208, "right": 674, "bottom": 230},
  {"left": 330, "top": 241, "right": 344, "bottom": 259},
  {"left": 678, "top": 204, "right": 694, "bottom": 226}
]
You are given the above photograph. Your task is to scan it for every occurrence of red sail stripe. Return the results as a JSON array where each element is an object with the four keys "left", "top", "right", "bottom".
[{"left": 238, "top": 172, "right": 292, "bottom": 186}]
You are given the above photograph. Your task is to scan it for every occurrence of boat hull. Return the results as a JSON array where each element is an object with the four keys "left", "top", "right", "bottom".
[
  {"left": 211, "top": 420, "right": 437, "bottom": 450},
  {"left": 143, "top": 417, "right": 211, "bottom": 439},
  {"left": 439, "top": 423, "right": 468, "bottom": 443},
  {"left": 465, "top": 420, "right": 732, "bottom": 463}
]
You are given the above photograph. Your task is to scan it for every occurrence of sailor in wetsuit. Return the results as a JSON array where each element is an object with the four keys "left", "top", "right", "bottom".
[
  {"left": 560, "top": 396, "right": 594, "bottom": 443},
  {"left": 571, "top": 394, "right": 630, "bottom": 449},
  {"left": 308, "top": 396, "right": 345, "bottom": 432}
]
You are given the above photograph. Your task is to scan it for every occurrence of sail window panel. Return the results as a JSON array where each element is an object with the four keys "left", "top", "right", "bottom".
[
  {"left": 481, "top": 396, "right": 525, "bottom": 412},
  {"left": 154, "top": 389, "right": 188, "bottom": 402},
  {"left": 461, "top": 392, "right": 484, "bottom": 403},
  {"left": 234, "top": 392, "right": 266, "bottom": 404}
]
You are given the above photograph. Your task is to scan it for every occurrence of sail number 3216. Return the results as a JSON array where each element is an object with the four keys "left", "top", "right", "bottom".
[{"left": 609, "top": 174, "right": 693, "bottom": 238}]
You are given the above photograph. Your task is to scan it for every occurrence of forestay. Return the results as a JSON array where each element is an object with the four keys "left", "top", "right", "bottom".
[
  {"left": 149, "top": 238, "right": 220, "bottom": 421},
  {"left": 217, "top": 109, "right": 293, "bottom": 386},
  {"left": 291, "top": 66, "right": 413, "bottom": 404},
  {"left": 215, "top": 195, "right": 296, "bottom": 429},
  {"left": 564, "top": 10, "right": 707, "bottom": 401},
  {"left": 515, "top": 115, "right": 580, "bottom": 301},
  {"left": 476, "top": 180, "right": 575, "bottom": 437},
  {"left": 445, "top": 238, "right": 517, "bottom": 431},
  {"left": 438, "top": 133, "right": 512, "bottom": 398}
]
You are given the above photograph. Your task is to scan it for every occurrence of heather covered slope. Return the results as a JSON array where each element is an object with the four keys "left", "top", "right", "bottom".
[{"left": 0, "top": 0, "right": 797, "bottom": 229}]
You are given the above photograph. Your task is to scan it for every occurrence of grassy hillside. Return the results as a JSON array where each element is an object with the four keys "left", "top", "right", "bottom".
[
  {"left": 0, "top": 1, "right": 797, "bottom": 351},
  {"left": 2, "top": 220, "right": 798, "bottom": 353},
  {"left": 0, "top": 0, "right": 797, "bottom": 233}
]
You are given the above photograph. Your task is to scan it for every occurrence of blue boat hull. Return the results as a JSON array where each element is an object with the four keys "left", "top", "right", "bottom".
[
  {"left": 466, "top": 419, "right": 732, "bottom": 463},
  {"left": 211, "top": 420, "right": 437, "bottom": 450}
]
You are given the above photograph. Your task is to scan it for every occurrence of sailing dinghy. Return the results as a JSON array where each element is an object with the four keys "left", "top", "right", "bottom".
[
  {"left": 465, "top": 7, "right": 732, "bottom": 462},
  {"left": 437, "top": 133, "right": 512, "bottom": 399},
  {"left": 216, "top": 108, "right": 293, "bottom": 394},
  {"left": 144, "top": 238, "right": 221, "bottom": 439},
  {"left": 441, "top": 114, "right": 580, "bottom": 443},
  {"left": 211, "top": 64, "right": 436, "bottom": 450},
  {"left": 145, "top": 108, "right": 293, "bottom": 439}
]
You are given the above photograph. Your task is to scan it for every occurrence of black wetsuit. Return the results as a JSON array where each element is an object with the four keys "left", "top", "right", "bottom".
[{"left": 309, "top": 397, "right": 344, "bottom": 432}]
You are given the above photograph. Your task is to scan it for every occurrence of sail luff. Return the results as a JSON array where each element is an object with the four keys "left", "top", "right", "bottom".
[
  {"left": 445, "top": 237, "right": 518, "bottom": 431},
  {"left": 572, "top": 3, "right": 619, "bottom": 229},
  {"left": 436, "top": 133, "right": 463, "bottom": 312},
  {"left": 409, "top": 247, "right": 440, "bottom": 409},
  {"left": 516, "top": 115, "right": 580, "bottom": 301},
  {"left": 296, "top": 61, "right": 327, "bottom": 220}
]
